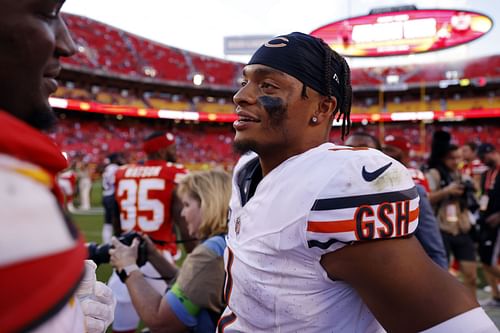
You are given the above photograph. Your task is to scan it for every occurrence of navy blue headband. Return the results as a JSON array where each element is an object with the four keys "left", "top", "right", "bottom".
[{"left": 248, "top": 32, "right": 343, "bottom": 101}]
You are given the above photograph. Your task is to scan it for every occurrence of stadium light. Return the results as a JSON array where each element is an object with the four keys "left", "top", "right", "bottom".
[
  {"left": 459, "top": 78, "right": 470, "bottom": 86},
  {"left": 193, "top": 74, "right": 204, "bottom": 86}
]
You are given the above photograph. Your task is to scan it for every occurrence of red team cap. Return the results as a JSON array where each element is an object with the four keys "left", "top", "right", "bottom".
[
  {"left": 143, "top": 132, "right": 176, "bottom": 154},
  {"left": 383, "top": 135, "right": 411, "bottom": 152}
]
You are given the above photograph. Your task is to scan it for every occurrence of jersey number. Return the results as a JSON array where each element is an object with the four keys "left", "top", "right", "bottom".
[{"left": 117, "top": 178, "right": 166, "bottom": 232}]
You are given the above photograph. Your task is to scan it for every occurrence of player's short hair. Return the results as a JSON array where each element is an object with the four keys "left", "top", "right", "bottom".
[
  {"left": 177, "top": 170, "right": 231, "bottom": 239},
  {"left": 249, "top": 32, "right": 352, "bottom": 139}
]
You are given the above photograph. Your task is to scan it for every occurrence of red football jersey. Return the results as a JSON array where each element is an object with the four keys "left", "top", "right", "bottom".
[
  {"left": 408, "top": 167, "right": 430, "bottom": 193},
  {"left": 114, "top": 160, "right": 186, "bottom": 254},
  {"left": 461, "top": 159, "right": 488, "bottom": 177}
]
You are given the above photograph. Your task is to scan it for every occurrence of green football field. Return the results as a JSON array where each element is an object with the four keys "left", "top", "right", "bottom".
[
  {"left": 72, "top": 211, "right": 114, "bottom": 284},
  {"left": 71, "top": 181, "right": 114, "bottom": 283}
]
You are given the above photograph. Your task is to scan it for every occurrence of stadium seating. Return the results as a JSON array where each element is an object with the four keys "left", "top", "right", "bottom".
[
  {"left": 51, "top": 111, "right": 500, "bottom": 175},
  {"left": 61, "top": 13, "right": 242, "bottom": 88}
]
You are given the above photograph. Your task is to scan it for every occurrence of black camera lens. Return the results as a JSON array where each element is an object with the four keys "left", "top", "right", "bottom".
[
  {"left": 86, "top": 231, "right": 147, "bottom": 266},
  {"left": 87, "top": 242, "right": 112, "bottom": 265}
]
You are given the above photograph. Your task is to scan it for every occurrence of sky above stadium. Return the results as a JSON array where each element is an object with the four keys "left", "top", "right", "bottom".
[{"left": 63, "top": 0, "right": 498, "bottom": 63}]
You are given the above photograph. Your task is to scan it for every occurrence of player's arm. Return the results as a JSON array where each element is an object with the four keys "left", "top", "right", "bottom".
[
  {"left": 320, "top": 236, "right": 481, "bottom": 332},
  {"left": 171, "top": 187, "right": 197, "bottom": 253}
]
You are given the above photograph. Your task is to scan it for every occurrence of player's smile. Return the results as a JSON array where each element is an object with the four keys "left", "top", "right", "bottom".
[{"left": 233, "top": 108, "right": 260, "bottom": 131}]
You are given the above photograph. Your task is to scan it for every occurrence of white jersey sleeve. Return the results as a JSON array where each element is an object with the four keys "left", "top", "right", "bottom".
[{"left": 305, "top": 146, "right": 419, "bottom": 254}]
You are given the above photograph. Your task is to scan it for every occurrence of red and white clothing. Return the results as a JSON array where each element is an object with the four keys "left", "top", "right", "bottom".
[
  {"left": 461, "top": 158, "right": 488, "bottom": 178},
  {"left": 114, "top": 160, "right": 186, "bottom": 255},
  {"left": 408, "top": 167, "right": 430, "bottom": 193},
  {"left": 111, "top": 159, "right": 186, "bottom": 331},
  {"left": 219, "top": 143, "right": 419, "bottom": 332},
  {"left": 58, "top": 168, "right": 77, "bottom": 210},
  {"left": 0, "top": 111, "right": 87, "bottom": 332}
]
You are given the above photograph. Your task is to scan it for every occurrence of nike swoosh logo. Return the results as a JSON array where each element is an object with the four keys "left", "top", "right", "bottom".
[{"left": 362, "top": 162, "right": 393, "bottom": 182}]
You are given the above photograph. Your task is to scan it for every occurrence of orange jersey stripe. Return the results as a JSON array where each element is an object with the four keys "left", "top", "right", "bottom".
[
  {"left": 328, "top": 147, "right": 369, "bottom": 152},
  {"left": 307, "top": 207, "right": 419, "bottom": 233}
]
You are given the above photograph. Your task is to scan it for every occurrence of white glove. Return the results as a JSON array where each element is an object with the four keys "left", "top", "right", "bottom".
[
  {"left": 76, "top": 260, "right": 116, "bottom": 333},
  {"left": 76, "top": 260, "right": 97, "bottom": 298}
]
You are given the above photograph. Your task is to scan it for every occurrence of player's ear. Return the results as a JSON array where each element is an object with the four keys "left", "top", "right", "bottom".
[{"left": 311, "top": 96, "right": 337, "bottom": 125}]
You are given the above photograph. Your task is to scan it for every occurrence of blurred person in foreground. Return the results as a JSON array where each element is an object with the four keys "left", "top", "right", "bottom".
[
  {"left": 109, "top": 131, "right": 193, "bottom": 333},
  {"left": 476, "top": 143, "right": 500, "bottom": 305},
  {"left": 0, "top": 0, "right": 114, "bottom": 331},
  {"left": 110, "top": 170, "right": 231, "bottom": 332},
  {"left": 347, "top": 133, "right": 448, "bottom": 269},
  {"left": 425, "top": 131, "right": 478, "bottom": 297},
  {"left": 218, "top": 32, "right": 495, "bottom": 332}
]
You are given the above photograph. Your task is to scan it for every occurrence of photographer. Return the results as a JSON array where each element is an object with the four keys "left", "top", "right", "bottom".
[
  {"left": 476, "top": 143, "right": 500, "bottom": 305},
  {"left": 426, "top": 131, "right": 477, "bottom": 297},
  {"left": 109, "top": 170, "right": 231, "bottom": 333}
]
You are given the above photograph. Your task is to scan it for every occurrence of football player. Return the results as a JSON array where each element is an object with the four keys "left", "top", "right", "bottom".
[
  {"left": 218, "top": 32, "right": 496, "bottom": 332},
  {"left": 109, "top": 131, "right": 190, "bottom": 333},
  {"left": 0, "top": 0, "right": 114, "bottom": 331}
]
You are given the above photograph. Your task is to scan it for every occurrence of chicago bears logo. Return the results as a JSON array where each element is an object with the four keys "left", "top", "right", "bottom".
[{"left": 264, "top": 37, "right": 289, "bottom": 48}]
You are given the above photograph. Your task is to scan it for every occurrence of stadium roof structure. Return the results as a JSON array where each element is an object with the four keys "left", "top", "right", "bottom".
[{"left": 57, "top": 13, "right": 499, "bottom": 124}]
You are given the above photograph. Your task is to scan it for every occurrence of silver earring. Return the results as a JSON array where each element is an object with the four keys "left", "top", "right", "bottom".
[{"left": 311, "top": 116, "right": 318, "bottom": 123}]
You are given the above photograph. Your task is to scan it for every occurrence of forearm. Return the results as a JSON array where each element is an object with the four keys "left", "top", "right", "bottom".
[
  {"left": 427, "top": 187, "right": 449, "bottom": 205},
  {"left": 125, "top": 271, "right": 166, "bottom": 329},
  {"left": 148, "top": 250, "right": 178, "bottom": 282}
]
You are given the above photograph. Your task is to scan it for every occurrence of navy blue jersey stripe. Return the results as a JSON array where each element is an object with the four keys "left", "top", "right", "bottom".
[
  {"left": 311, "top": 186, "right": 418, "bottom": 211},
  {"left": 307, "top": 238, "right": 346, "bottom": 249},
  {"left": 218, "top": 312, "right": 237, "bottom": 332}
]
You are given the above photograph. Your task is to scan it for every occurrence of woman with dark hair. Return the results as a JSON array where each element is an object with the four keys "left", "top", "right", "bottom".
[{"left": 426, "top": 131, "right": 477, "bottom": 298}]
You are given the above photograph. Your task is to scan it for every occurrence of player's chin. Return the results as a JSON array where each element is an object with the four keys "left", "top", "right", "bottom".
[
  {"left": 232, "top": 137, "right": 257, "bottom": 155},
  {"left": 27, "top": 101, "right": 57, "bottom": 130}
]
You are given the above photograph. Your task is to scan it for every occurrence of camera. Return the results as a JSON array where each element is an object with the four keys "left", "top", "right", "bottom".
[
  {"left": 87, "top": 231, "right": 148, "bottom": 266},
  {"left": 460, "top": 179, "right": 479, "bottom": 213}
]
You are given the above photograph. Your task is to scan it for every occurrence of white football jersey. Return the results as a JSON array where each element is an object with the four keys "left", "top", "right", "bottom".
[
  {"left": 102, "top": 163, "right": 120, "bottom": 196},
  {"left": 218, "top": 143, "right": 419, "bottom": 333}
]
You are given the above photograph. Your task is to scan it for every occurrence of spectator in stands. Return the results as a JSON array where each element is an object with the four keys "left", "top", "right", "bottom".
[
  {"left": 101, "top": 152, "right": 124, "bottom": 243},
  {"left": 383, "top": 135, "right": 448, "bottom": 269},
  {"left": 0, "top": 1, "right": 114, "bottom": 331},
  {"left": 476, "top": 143, "right": 500, "bottom": 306},
  {"left": 425, "top": 131, "right": 477, "bottom": 297},
  {"left": 109, "top": 132, "right": 193, "bottom": 333},
  {"left": 109, "top": 170, "right": 231, "bottom": 332}
]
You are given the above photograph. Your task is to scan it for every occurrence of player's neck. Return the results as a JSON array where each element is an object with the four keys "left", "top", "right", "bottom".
[{"left": 259, "top": 139, "right": 327, "bottom": 176}]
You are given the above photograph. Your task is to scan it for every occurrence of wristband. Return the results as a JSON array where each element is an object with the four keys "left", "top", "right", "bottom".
[{"left": 118, "top": 264, "right": 140, "bottom": 283}]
